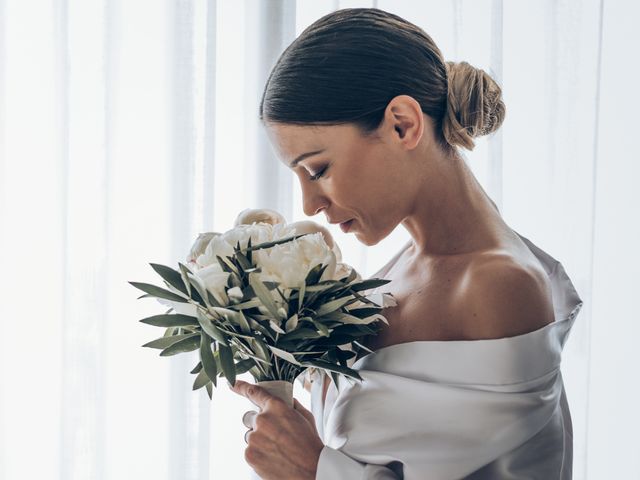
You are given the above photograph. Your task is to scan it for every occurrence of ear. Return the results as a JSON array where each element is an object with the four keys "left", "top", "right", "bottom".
[{"left": 382, "top": 95, "right": 425, "bottom": 151}]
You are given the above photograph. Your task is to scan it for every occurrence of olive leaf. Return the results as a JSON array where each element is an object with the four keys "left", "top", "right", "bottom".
[
  {"left": 159, "top": 333, "right": 201, "bottom": 356},
  {"left": 139, "top": 313, "right": 199, "bottom": 328},
  {"left": 129, "top": 281, "right": 189, "bottom": 303}
]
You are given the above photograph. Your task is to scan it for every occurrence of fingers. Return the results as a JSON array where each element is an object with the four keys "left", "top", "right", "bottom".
[
  {"left": 293, "top": 398, "right": 317, "bottom": 426},
  {"left": 228, "top": 380, "right": 273, "bottom": 409}
]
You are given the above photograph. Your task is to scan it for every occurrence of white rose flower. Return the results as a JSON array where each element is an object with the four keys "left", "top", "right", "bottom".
[
  {"left": 234, "top": 208, "right": 286, "bottom": 227},
  {"left": 257, "top": 232, "right": 337, "bottom": 289}
]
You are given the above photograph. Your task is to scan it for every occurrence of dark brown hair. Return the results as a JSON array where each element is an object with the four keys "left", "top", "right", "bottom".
[{"left": 259, "top": 8, "right": 505, "bottom": 153}]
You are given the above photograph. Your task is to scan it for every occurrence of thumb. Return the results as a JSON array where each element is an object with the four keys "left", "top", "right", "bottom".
[{"left": 293, "top": 398, "right": 317, "bottom": 427}]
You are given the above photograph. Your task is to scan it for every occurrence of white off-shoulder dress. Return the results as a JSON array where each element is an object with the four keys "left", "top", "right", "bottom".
[{"left": 306, "top": 231, "right": 584, "bottom": 479}]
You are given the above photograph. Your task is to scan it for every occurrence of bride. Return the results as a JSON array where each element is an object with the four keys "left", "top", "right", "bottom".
[{"left": 229, "top": 7, "right": 583, "bottom": 480}]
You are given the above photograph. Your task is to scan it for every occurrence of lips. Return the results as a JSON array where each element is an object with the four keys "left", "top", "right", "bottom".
[{"left": 339, "top": 219, "right": 354, "bottom": 233}]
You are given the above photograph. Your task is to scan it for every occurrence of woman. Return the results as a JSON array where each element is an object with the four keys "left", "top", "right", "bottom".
[{"left": 229, "top": 8, "right": 583, "bottom": 479}]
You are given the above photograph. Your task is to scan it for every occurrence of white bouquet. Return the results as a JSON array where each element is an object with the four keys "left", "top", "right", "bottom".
[{"left": 129, "top": 208, "right": 396, "bottom": 404}]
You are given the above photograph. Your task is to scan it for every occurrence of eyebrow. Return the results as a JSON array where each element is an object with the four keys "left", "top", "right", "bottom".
[{"left": 289, "top": 149, "right": 326, "bottom": 168}]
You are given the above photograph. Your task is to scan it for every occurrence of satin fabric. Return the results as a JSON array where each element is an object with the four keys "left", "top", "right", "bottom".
[{"left": 305, "top": 231, "right": 583, "bottom": 479}]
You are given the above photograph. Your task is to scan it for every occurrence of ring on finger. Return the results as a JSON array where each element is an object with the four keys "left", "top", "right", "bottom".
[
  {"left": 242, "top": 410, "right": 257, "bottom": 429},
  {"left": 244, "top": 428, "right": 252, "bottom": 444}
]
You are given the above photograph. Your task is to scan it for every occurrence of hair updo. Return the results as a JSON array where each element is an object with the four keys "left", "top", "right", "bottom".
[{"left": 259, "top": 8, "right": 506, "bottom": 153}]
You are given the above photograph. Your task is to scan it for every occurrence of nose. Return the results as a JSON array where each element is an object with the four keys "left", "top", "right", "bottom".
[{"left": 300, "top": 180, "right": 328, "bottom": 217}]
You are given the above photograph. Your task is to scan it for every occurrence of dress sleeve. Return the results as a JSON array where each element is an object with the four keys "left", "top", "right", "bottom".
[{"left": 316, "top": 445, "right": 401, "bottom": 480}]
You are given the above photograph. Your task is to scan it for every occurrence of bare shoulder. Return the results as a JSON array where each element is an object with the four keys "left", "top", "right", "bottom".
[{"left": 455, "top": 253, "right": 556, "bottom": 340}]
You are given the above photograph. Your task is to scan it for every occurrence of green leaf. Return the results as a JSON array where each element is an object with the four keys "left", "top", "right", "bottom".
[
  {"left": 142, "top": 333, "right": 197, "bottom": 349},
  {"left": 236, "top": 349, "right": 272, "bottom": 366},
  {"left": 348, "top": 278, "right": 392, "bottom": 292},
  {"left": 187, "top": 274, "right": 212, "bottom": 308},
  {"left": 235, "top": 309, "right": 251, "bottom": 334},
  {"left": 139, "top": 313, "right": 199, "bottom": 328},
  {"left": 298, "top": 282, "right": 306, "bottom": 311},
  {"left": 279, "top": 327, "right": 319, "bottom": 342},
  {"left": 305, "top": 263, "right": 328, "bottom": 286},
  {"left": 192, "top": 368, "right": 210, "bottom": 390},
  {"left": 269, "top": 320, "right": 286, "bottom": 334},
  {"left": 315, "top": 296, "right": 356, "bottom": 317},
  {"left": 284, "top": 314, "right": 299, "bottom": 333},
  {"left": 345, "top": 268, "right": 359, "bottom": 283},
  {"left": 301, "top": 358, "right": 363, "bottom": 382},
  {"left": 268, "top": 345, "right": 301, "bottom": 366},
  {"left": 310, "top": 319, "right": 330, "bottom": 337},
  {"left": 344, "top": 307, "right": 381, "bottom": 318},
  {"left": 321, "top": 311, "right": 380, "bottom": 325},
  {"left": 178, "top": 262, "right": 193, "bottom": 297},
  {"left": 216, "top": 255, "right": 239, "bottom": 276},
  {"left": 190, "top": 361, "right": 203, "bottom": 374},
  {"left": 304, "top": 282, "right": 339, "bottom": 293},
  {"left": 230, "top": 298, "right": 262, "bottom": 310},
  {"left": 205, "top": 381, "right": 213, "bottom": 399},
  {"left": 353, "top": 340, "right": 375, "bottom": 354},
  {"left": 249, "top": 273, "right": 280, "bottom": 319},
  {"left": 250, "top": 337, "right": 273, "bottom": 364},
  {"left": 234, "top": 358, "right": 256, "bottom": 375},
  {"left": 150, "top": 263, "right": 189, "bottom": 296},
  {"left": 196, "top": 310, "right": 229, "bottom": 346},
  {"left": 200, "top": 332, "right": 218, "bottom": 387},
  {"left": 128, "top": 281, "right": 189, "bottom": 303},
  {"left": 218, "top": 344, "right": 236, "bottom": 386},
  {"left": 247, "top": 318, "right": 276, "bottom": 342},
  {"left": 234, "top": 249, "right": 252, "bottom": 271},
  {"left": 159, "top": 333, "right": 201, "bottom": 356},
  {"left": 246, "top": 237, "right": 253, "bottom": 264}
]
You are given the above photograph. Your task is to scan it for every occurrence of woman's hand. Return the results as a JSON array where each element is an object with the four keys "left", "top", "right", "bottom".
[{"left": 229, "top": 379, "right": 325, "bottom": 480}]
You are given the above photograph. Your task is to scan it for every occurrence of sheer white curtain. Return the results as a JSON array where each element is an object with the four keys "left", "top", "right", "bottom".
[{"left": 0, "top": 1, "right": 637, "bottom": 479}]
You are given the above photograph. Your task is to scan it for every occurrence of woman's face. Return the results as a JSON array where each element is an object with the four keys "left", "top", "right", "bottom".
[{"left": 264, "top": 113, "right": 425, "bottom": 246}]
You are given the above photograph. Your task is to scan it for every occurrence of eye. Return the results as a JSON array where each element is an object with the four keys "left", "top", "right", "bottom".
[{"left": 309, "top": 165, "right": 328, "bottom": 182}]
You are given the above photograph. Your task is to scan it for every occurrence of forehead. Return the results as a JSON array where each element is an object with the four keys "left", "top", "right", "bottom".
[{"left": 264, "top": 122, "right": 360, "bottom": 165}]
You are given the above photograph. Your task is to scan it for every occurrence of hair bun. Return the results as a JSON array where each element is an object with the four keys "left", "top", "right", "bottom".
[{"left": 442, "top": 61, "right": 506, "bottom": 151}]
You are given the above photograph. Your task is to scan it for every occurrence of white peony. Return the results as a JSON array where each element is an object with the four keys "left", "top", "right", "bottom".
[
  {"left": 195, "top": 222, "right": 297, "bottom": 270},
  {"left": 288, "top": 220, "right": 342, "bottom": 263},
  {"left": 234, "top": 208, "right": 286, "bottom": 227},
  {"left": 193, "top": 263, "right": 231, "bottom": 305},
  {"left": 160, "top": 210, "right": 355, "bottom": 315},
  {"left": 187, "top": 232, "right": 221, "bottom": 270},
  {"left": 257, "top": 232, "right": 337, "bottom": 289}
]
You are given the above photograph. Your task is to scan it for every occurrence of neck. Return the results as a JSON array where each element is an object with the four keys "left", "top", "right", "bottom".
[{"left": 401, "top": 149, "right": 509, "bottom": 258}]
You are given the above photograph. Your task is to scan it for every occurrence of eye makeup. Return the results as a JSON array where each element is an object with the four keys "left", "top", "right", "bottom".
[{"left": 309, "top": 166, "right": 328, "bottom": 181}]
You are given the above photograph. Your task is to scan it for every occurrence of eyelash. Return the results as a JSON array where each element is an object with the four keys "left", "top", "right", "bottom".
[{"left": 309, "top": 166, "right": 328, "bottom": 181}]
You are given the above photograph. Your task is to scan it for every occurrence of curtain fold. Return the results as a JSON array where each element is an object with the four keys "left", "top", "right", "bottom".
[{"left": 0, "top": 1, "right": 636, "bottom": 479}]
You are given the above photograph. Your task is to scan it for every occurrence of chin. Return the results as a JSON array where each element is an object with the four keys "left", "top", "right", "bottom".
[{"left": 354, "top": 231, "right": 379, "bottom": 247}]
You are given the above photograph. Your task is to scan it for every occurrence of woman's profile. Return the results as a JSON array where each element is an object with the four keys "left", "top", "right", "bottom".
[{"left": 231, "top": 7, "right": 584, "bottom": 479}]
